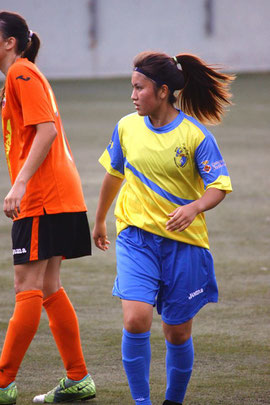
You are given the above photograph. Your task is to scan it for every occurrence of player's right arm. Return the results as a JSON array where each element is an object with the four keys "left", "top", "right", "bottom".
[
  {"left": 3, "top": 122, "right": 57, "bottom": 219},
  {"left": 93, "top": 172, "right": 123, "bottom": 251}
]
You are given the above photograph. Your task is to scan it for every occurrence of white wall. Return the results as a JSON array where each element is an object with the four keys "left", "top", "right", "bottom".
[{"left": 1, "top": 0, "right": 270, "bottom": 79}]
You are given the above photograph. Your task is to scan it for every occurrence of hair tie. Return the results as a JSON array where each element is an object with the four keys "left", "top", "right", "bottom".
[
  {"left": 28, "top": 30, "right": 33, "bottom": 40},
  {"left": 172, "top": 55, "right": 183, "bottom": 72}
]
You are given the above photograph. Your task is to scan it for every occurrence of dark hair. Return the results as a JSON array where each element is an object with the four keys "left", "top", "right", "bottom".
[
  {"left": 0, "top": 11, "right": 40, "bottom": 63},
  {"left": 133, "top": 51, "right": 235, "bottom": 124}
]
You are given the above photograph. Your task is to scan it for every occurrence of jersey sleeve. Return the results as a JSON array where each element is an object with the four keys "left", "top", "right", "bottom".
[
  {"left": 9, "top": 64, "right": 55, "bottom": 126},
  {"left": 195, "top": 132, "right": 232, "bottom": 193},
  {"left": 98, "top": 123, "right": 125, "bottom": 179}
]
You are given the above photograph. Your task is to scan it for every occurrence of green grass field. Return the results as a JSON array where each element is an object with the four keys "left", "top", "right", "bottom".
[{"left": 0, "top": 73, "right": 269, "bottom": 404}]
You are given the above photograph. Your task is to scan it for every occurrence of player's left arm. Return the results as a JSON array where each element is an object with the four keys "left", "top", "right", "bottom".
[
  {"left": 3, "top": 122, "right": 57, "bottom": 219},
  {"left": 166, "top": 188, "right": 226, "bottom": 232}
]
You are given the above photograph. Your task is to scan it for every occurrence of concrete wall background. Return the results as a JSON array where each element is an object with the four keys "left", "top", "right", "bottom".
[{"left": 1, "top": 0, "right": 270, "bottom": 79}]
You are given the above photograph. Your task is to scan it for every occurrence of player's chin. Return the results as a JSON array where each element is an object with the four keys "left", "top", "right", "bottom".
[
  {"left": 135, "top": 106, "right": 148, "bottom": 116},
  {"left": 137, "top": 110, "right": 148, "bottom": 116}
]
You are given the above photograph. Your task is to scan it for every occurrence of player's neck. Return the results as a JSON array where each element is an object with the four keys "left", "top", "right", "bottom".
[{"left": 149, "top": 105, "right": 178, "bottom": 128}]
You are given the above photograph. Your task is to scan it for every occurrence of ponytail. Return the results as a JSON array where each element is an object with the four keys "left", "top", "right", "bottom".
[
  {"left": 22, "top": 32, "right": 41, "bottom": 63},
  {"left": 174, "top": 54, "right": 235, "bottom": 124}
]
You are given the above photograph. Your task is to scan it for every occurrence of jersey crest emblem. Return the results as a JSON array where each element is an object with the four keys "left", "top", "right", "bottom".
[{"left": 174, "top": 145, "right": 189, "bottom": 168}]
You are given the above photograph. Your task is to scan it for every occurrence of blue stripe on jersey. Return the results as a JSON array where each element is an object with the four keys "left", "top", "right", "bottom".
[
  {"left": 107, "top": 123, "right": 125, "bottom": 175},
  {"left": 125, "top": 159, "right": 193, "bottom": 206}
]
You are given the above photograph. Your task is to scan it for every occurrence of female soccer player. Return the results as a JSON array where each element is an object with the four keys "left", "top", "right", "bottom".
[
  {"left": 93, "top": 51, "right": 234, "bottom": 404},
  {"left": 0, "top": 11, "right": 95, "bottom": 404}
]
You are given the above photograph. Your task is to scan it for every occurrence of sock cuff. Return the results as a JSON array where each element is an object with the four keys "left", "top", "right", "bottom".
[
  {"left": 43, "top": 287, "right": 65, "bottom": 308},
  {"left": 16, "top": 289, "right": 43, "bottom": 302},
  {"left": 165, "top": 336, "right": 193, "bottom": 350},
  {"left": 67, "top": 373, "right": 89, "bottom": 383},
  {"left": 0, "top": 381, "right": 15, "bottom": 390},
  {"left": 123, "top": 328, "right": 151, "bottom": 340}
]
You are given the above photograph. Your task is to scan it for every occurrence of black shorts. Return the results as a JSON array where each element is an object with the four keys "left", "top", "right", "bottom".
[{"left": 12, "top": 212, "right": 91, "bottom": 265}]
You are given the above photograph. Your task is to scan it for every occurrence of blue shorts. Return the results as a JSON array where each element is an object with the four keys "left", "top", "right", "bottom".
[{"left": 113, "top": 226, "right": 218, "bottom": 325}]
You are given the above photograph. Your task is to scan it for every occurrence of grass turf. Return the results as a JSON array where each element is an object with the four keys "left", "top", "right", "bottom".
[{"left": 0, "top": 73, "right": 269, "bottom": 404}]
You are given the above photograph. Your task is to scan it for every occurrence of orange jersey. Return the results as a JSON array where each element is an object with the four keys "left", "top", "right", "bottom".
[{"left": 1, "top": 58, "right": 87, "bottom": 218}]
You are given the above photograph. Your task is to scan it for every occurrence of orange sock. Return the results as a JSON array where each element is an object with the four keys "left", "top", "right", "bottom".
[
  {"left": 43, "top": 287, "right": 88, "bottom": 380},
  {"left": 0, "top": 290, "right": 43, "bottom": 388}
]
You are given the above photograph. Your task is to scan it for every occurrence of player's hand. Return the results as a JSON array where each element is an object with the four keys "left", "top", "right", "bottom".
[
  {"left": 166, "top": 203, "right": 198, "bottom": 232},
  {"left": 93, "top": 220, "right": 110, "bottom": 251},
  {"left": 3, "top": 180, "right": 26, "bottom": 219}
]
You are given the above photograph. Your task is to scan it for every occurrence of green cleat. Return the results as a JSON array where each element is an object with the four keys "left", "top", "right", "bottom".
[
  {"left": 0, "top": 382, "right": 17, "bottom": 405},
  {"left": 32, "top": 374, "right": 96, "bottom": 403}
]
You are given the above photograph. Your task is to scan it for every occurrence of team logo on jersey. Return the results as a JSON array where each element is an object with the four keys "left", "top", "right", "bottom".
[
  {"left": 202, "top": 160, "right": 212, "bottom": 173},
  {"left": 174, "top": 145, "right": 189, "bottom": 168},
  {"left": 16, "top": 75, "right": 31, "bottom": 81}
]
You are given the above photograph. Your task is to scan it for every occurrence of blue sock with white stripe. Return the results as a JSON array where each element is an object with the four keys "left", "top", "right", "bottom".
[
  {"left": 165, "top": 337, "right": 194, "bottom": 403},
  {"left": 122, "top": 328, "right": 151, "bottom": 405}
]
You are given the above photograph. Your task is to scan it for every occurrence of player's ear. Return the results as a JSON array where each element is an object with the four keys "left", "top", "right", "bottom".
[
  {"left": 159, "top": 84, "right": 170, "bottom": 100},
  {"left": 5, "top": 36, "right": 17, "bottom": 51}
]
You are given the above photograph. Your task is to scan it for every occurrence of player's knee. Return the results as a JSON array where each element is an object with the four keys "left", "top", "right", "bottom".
[
  {"left": 124, "top": 313, "right": 151, "bottom": 333},
  {"left": 14, "top": 274, "right": 26, "bottom": 294},
  {"left": 14, "top": 282, "right": 21, "bottom": 294},
  {"left": 165, "top": 328, "right": 191, "bottom": 345},
  {"left": 14, "top": 274, "right": 43, "bottom": 294},
  {"left": 163, "top": 320, "right": 193, "bottom": 345},
  {"left": 42, "top": 280, "right": 61, "bottom": 299}
]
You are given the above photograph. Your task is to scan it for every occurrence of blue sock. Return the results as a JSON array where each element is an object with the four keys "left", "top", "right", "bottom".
[
  {"left": 122, "top": 328, "right": 152, "bottom": 405},
  {"left": 165, "top": 336, "right": 194, "bottom": 403}
]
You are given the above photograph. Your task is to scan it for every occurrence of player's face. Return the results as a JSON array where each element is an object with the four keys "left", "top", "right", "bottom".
[
  {"left": 0, "top": 32, "right": 17, "bottom": 74},
  {"left": 131, "top": 71, "right": 162, "bottom": 116}
]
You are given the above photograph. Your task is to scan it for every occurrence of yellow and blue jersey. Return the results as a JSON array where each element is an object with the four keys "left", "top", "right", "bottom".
[{"left": 99, "top": 110, "right": 232, "bottom": 249}]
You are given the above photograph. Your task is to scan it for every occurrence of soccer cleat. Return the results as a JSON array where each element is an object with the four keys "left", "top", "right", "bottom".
[
  {"left": 32, "top": 374, "right": 96, "bottom": 403},
  {"left": 163, "top": 401, "right": 182, "bottom": 405},
  {"left": 0, "top": 382, "right": 17, "bottom": 405}
]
